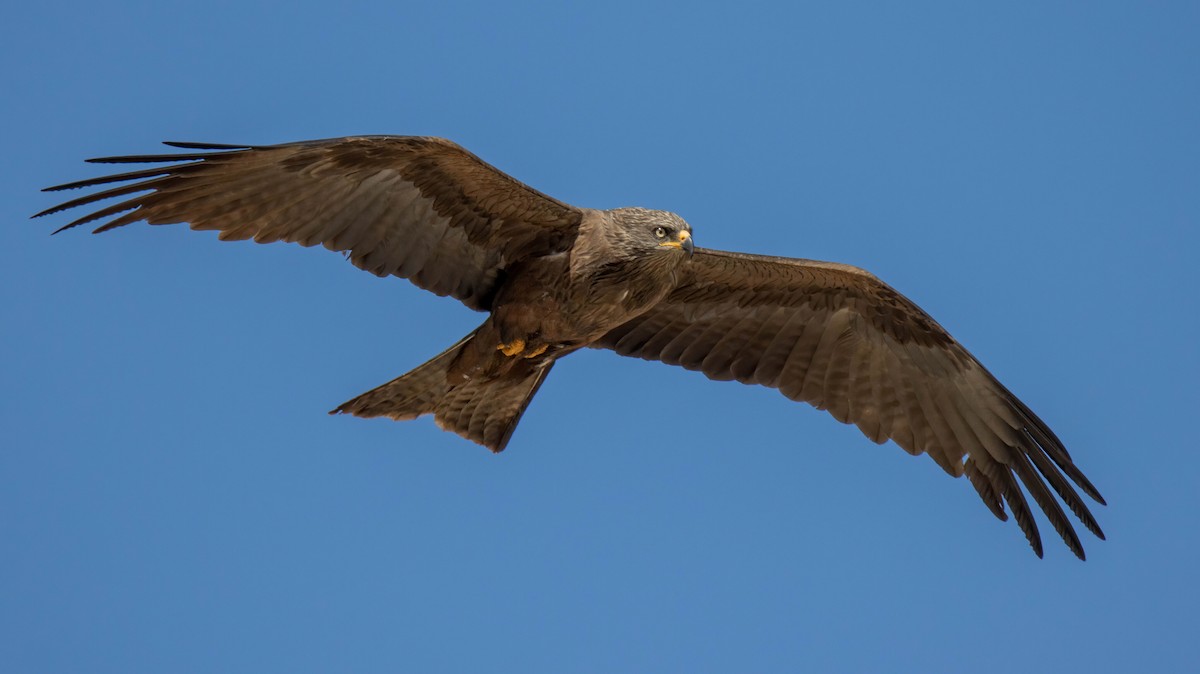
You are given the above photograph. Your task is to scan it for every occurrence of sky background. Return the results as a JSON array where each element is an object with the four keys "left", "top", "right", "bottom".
[{"left": 3, "top": 2, "right": 1197, "bottom": 672}]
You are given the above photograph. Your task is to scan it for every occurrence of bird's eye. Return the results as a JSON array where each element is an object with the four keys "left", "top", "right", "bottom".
[{"left": 654, "top": 227, "right": 667, "bottom": 238}]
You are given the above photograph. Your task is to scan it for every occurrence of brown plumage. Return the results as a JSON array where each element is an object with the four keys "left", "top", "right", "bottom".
[{"left": 35, "top": 135, "right": 1105, "bottom": 559}]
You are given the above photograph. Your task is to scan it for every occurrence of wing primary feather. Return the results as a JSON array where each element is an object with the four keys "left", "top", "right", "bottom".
[
  {"left": 942, "top": 373, "right": 1092, "bottom": 556},
  {"left": 141, "top": 167, "right": 286, "bottom": 230},
  {"left": 39, "top": 165, "right": 187, "bottom": 193},
  {"left": 1020, "top": 406, "right": 1106, "bottom": 505},
  {"left": 96, "top": 210, "right": 157, "bottom": 233},
  {"left": 1023, "top": 434, "right": 1106, "bottom": 540},
  {"left": 964, "top": 458, "right": 1008, "bottom": 521},
  {"left": 1009, "top": 450, "right": 1085, "bottom": 560},
  {"left": 85, "top": 152, "right": 223, "bottom": 164},
  {"left": 1008, "top": 392, "right": 1070, "bottom": 454},
  {"left": 51, "top": 195, "right": 145, "bottom": 234},
  {"left": 966, "top": 386, "right": 1030, "bottom": 454},
  {"left": 35, "top": 177, "right": 170, "bottom": 222},
  {"left": 972, "top": 451, "right": 1014, "bottom": 517},
  {"left": 162, "top": 141, "right": 253, "bottom": 150},
  {"left": 999, "top": 469, "right": 1044, "bottom": 558},
  {"left": 986, "top": 377, "right": 1105, "bottom": 505}
]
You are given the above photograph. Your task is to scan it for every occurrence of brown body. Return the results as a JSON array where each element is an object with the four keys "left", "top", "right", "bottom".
[
  {"left": 340, "top": 206, "right": 693, "bottom": 451},
  {"left": 486, "top": 208, "right": 684, "bottom": 360},
  {"left": 36, "top": 135, "right": 1105, "bottom": 559}
]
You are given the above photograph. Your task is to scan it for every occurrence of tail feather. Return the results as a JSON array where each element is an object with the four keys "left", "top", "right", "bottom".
[
  {"left": 331, "top": 334, "right": 472, "bottom": 422},
  {"left": 331, "top": 331, "right": 553, "bottom": 452},
  {"left": 435, "top": 362, "right": 554, "bottom": 451}
]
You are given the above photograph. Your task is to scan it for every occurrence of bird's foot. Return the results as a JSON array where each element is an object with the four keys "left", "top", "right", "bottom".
[
  {"left": 497, "top": 339, "right": 526, "bottom": 357},
  {"left": 498, "top": 339, "right": 548, "bottom": 358}
]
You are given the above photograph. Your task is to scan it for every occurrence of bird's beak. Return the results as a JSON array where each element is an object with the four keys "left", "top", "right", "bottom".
[{"left": 659, "top": 230, "right": 694, "bottom": 257}]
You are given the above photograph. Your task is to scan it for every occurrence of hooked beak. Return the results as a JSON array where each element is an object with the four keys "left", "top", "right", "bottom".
[{"left": 661, "top": 230, "right": 694, "bottom": 257}]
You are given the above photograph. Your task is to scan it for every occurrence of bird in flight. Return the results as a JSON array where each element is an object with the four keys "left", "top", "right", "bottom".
[{"left": 36, "top": 135, "right": 1105, "bottom": 559}]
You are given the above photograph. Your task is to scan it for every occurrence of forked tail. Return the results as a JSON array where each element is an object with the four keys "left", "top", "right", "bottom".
[{"left": 331, "top": 331, "right": 554, "bottom": 452}]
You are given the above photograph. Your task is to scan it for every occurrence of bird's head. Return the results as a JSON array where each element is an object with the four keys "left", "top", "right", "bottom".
[{"left": 610, "top": 207, "right": 694, "bottom": 258}]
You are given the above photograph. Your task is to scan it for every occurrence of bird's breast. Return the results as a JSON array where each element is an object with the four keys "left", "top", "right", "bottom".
[{"left": 489, "top": 255, "right": 675, "bottom": 349}]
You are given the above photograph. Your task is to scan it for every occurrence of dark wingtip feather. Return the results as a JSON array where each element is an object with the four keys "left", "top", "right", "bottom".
[
  {"left": 1000, "top": 471, "right": 1045, "bottom": 559},
  {"left": 76, "top": 141, "right": 250, "bottom": 165},
  {"left": 1012, "top": 451, "right": 1087, "bottom": 560},
  {"left": 86, "top": 153, "right": 213, "bottom": 164},
  {"left": 1010, "top": 395, "right": 1107, "bottom": 506},
  {"left": 964, "top": 458, "right": 1008, "bottom": 522},
  {"left": 1073, "top": 475, "right": 1106, "bottom": 506},
  {"left": 163, "top": 141, "right": 252, "bottom": 150}
]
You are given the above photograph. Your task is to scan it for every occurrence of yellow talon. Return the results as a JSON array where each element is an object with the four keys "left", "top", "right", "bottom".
[
  {"left": 497, "top": 339, "right": 525, "bottom": 357},
  {"left": 524, "top": 344, "right": 548, "bottom": 358}
]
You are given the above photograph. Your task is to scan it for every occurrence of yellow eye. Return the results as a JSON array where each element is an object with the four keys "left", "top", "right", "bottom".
[{"left": 654, "top": 227, "right": 667, "bottom": 238}]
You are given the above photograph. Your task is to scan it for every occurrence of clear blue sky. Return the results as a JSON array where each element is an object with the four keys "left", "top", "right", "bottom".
[{"left": 4, "top": 2, "right": 1197, "bottom": 672}]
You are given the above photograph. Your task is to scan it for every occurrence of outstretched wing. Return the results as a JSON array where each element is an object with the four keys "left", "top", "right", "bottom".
[
  {"left": 596, "top": 248, "right": 1105, "bottom": 559},
  {"left": 35, "top": 136, "right": 583, "bottom": 311}
]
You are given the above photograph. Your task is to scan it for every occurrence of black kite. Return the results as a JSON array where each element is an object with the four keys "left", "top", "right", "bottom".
[{"left": 36, "top": 136, "right": 1105, "bottom": 559}]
